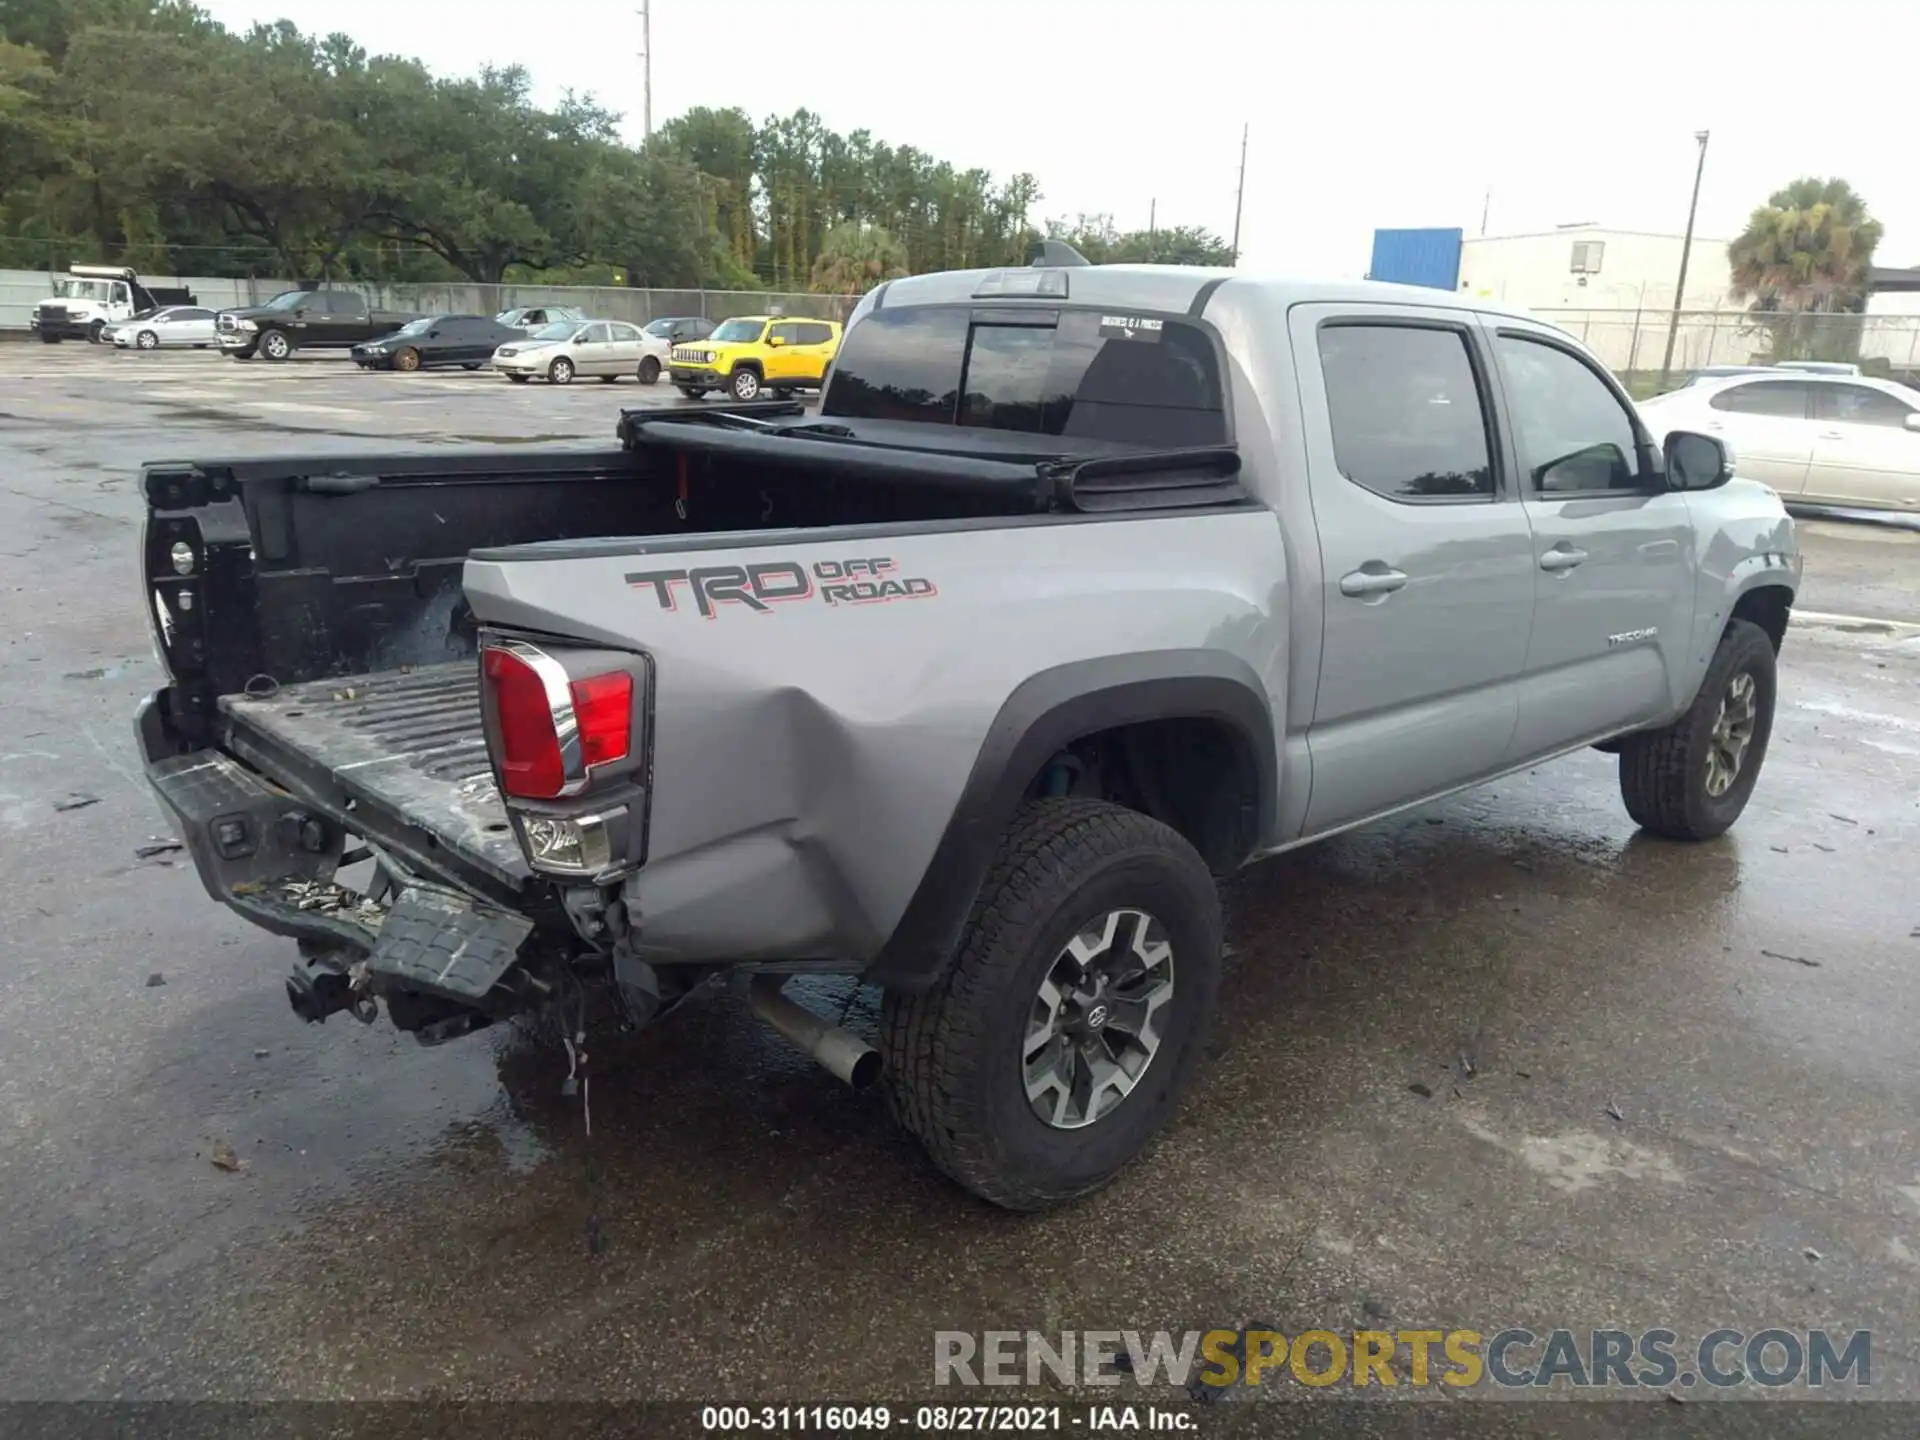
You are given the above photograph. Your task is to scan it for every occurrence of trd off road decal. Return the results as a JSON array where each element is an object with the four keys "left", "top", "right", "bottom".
[{"left": 626, "top": 556, "right": 937, "bottom": 619}]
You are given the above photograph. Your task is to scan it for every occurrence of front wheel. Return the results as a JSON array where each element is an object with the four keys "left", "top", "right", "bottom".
[
  {"left": 136, "top": 330, "right": 159, "bottom": 350},
  {"left": 881, "top": 798, "right": 1222, "bottom": 1211},
  {"left": 1618, "top": 618, "right": 1777, "bottom": 841},
  {"left": 638, "top": 356, "right": 661, "bottom": 385},
  {"left": 549, "top": 356, "right": 575, "bottom": 385},
  {"left": 393, "top": 347, "right": 421, "bottom": 373},
  {"left": 728, "top": 367, "right": 762, "bottom": 401},
  {"left": 257, "top": 329, "right": 292, "bottom": 362}
]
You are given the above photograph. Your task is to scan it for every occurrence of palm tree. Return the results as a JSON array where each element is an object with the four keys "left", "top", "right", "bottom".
[
  {"left": 809, "top": 222, "right": 909, "bottom": 300},
  {"left": 1728, "top": 178, "right": 1883, "bottom": 314}
]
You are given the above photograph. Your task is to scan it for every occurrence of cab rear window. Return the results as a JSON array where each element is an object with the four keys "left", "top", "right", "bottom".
[{"left": 822, "top": 305, "right": 1227, "bottom": 447}]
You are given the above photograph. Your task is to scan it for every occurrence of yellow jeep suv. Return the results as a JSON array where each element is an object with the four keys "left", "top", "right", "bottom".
[{"left": 669, "top": 315, "right": 842, "bottom": 402}]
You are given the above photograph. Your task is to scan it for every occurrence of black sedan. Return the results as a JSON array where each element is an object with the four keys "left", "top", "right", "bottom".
[{"left": 351, "top": 315, "right": 522, "bottom": 372}]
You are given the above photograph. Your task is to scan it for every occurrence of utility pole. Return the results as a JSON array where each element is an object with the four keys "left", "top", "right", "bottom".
[
  {"left": 1229, "top": 123, "right": 1248, "bottom": 264},
  {"left": 1480, "top": 188, "right": 1491, "bottom": 237},
  {"left": 637, "top": 0, "right": 653, "bottom": 141},
  {"left": 1657, "top": 130, "right": 1710, "bottom": 391}
]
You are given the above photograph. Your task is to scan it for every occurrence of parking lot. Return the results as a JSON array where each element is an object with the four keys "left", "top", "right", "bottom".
[{"left": 1, "top": 341, "right": 1918, "bottom": 1420}]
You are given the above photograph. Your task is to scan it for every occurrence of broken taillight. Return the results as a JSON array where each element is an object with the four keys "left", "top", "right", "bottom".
[{"left": 481, "top": 643, "right": 635, "bottom": 800}]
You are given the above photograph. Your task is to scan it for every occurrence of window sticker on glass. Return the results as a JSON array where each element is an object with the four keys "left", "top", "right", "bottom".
[{"left": 1099, "top": 314, "right": 1164, "bottom": 343}]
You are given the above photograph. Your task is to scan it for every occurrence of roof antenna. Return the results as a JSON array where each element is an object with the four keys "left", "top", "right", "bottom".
[{"left": 1028, "top": 239, "right": 1090, "bottom": 268}]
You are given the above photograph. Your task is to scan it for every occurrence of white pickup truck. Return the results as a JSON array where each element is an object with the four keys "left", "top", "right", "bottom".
[{"left": 137, "top": 251, "right": 1802, "bottom": 1209}]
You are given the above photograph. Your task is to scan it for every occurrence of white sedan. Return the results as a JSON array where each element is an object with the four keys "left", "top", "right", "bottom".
[
  {"left": 1638, "top": 371, "right": 1920, "bottom": 512},
  {"left": 110, "top": 305, "right": 219, "bottom": 350}
]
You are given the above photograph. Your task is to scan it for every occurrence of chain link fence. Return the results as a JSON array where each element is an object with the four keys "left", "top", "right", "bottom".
[
  {"left": 0, "top": 269, "right": 856, "bottom": 333},
  {"left": 1535, "top": 307, "right": 1920, "bottom": 394}
]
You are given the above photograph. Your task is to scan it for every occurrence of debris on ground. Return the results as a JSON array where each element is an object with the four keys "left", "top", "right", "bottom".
[
  {"left": 252, "top": 1048, "right": 270, "bottom": 1059},
  {"left": 1459, "top": 1054, "right": 1477, "bottom": 1078},
  {"left": 1804, "top": 1247, "right": 1823, "bottom": 1262},
  {"left": 1408, "top": 1082, "right": 1433, "bottom": 1099},
  {"left": 135, "top": 838, "right": 184, "bottom": 859},
  {"left": 332, "top": 686, "right": 359, "bottom": 702},
  {"left": 1763, "top": 949, "right": 1822, "bottom": 969},
  {"left": 1770, "top": 845, "right": 1789, "bottom": 854},
  {"left": 1829, "top": 813, "right": 1859, "bottom": 826},
  {"left": 145, "top": 972, "right": 166, "bottom": 988},
  {"left": 209, "top": 1140, "right": 243, "bottom": 1173},
  {"left": 1605, "top": 1102, "right": 1624, "bottom": 1123},
  {"left": 1812, "top": 843, "right": 1836, "bottom": 853},
  {"left": 1514, "top": 1069, "right": 1532, "bottom": 1079},
  {"left": 53, "top": 792, "right": 100, "bottom": 812}
]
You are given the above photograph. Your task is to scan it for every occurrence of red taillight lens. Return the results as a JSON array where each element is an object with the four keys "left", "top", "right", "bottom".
[
  {"left": 570, "top": 671, "right": 632, "bottom": 768},
  {"left": 483, "top": 647, "right": 565, "bottom": 799}
]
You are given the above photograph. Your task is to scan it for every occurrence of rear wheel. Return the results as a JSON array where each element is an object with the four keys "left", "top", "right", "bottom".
[
  {"left": 506, "top": 373, "right": 531, "bottom": 384},
  {"left": 393, "top": 347, "right": 421, "bottom": 373},
  {"left": 136, "top": 330, "right": 159, "bottom": 350},
  {"left": 638, "top": 356, "right": 662, "bottom": 385},
  {"left": 258, "top": 329, "right": 292, "bottom": 362},
  {"left": 38, "top": 332, "right": 60, "bottom": 344},
  {"left": 728, "top": 367, "right": 762, "bottom": 401},
  {"left": 597, "top": 374, "right": 618, "bottom": 384},
  {"left": 881, "top": 798, "right": 1222, "bottom": 1211},
  {"left": 1618, "top": 619, "right": 1777, "bottom": 841},
  {"left": 461, "top": 362, "right": 482, "bottom": 371},
  {"left": 549, "top": 356, "right": 575, "bottom": 385},
  {"left": 87, "top": 320, "right": 106, "bottom": 344}
]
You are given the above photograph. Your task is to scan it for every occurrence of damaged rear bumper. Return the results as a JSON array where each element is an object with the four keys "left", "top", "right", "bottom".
[{"left": 137, "top": 690, "right": 546, "bottom": 1036}]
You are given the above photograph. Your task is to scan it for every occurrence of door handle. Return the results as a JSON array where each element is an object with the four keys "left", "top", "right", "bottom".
[
  {"left": 1339, "top": 566, "right": 1409, "bottom": 597},
  {"left": 1539, "top": 546, "right": 1588, "bottom": 572}
]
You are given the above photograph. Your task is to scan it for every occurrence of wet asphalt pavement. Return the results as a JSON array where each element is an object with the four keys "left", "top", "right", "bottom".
[{"left": 0, "top": 342, "right": 1917, "bottom": 1421}]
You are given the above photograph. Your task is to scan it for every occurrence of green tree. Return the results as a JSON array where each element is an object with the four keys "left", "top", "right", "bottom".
[
  {"left": 1046, "top": 213, "right": 1234, "bottom": 266},
  {"left": 1729, "top": 178, "right": 1884, "bottom": 363}
]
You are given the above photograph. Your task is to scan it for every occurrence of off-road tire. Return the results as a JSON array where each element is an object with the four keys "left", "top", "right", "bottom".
[
  {"left": 880, "top": 798, "right": 1222, "bottom": 1211},
  {"left": 1619, "top": 618, "right": 1777, "bottom": 841},
  {"left": 728, "top": 366, "right": 762, "bottom": 401},
  {"left": 257, "top": 328, "right": 292, "bottom": 362},
  {"left": 638, "top": 356, "right": 662, "bottom": 384}
]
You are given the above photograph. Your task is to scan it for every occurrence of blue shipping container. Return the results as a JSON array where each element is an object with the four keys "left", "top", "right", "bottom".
[{"left": 1368, "top": 228, "right": 1463, "bottom": 290}]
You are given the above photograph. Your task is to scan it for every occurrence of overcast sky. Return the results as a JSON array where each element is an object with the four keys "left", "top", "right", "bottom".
[{"left": 197, "top": 0, "right": 1920, "bottom": 276}]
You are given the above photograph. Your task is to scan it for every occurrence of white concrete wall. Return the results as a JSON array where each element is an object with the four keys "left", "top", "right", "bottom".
[{"left": 1457, "top": 228, "right": 1735, "bottom": 313}]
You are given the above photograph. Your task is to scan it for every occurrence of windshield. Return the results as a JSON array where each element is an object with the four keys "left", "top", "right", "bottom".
[
  {"left": 52, "top": 279, "right": 111, "bottom": 301},
  {"left": 262, "top": 290, "right": 312, "bottom": 311},
  {"left": 711, "top": 319, "right": 765, "bottom": 343},
  {"left": 529, "top": 321, "right": 579, "bottom": 342}
]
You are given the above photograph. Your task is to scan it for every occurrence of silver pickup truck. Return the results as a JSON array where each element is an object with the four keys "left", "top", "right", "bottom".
[{"left": 136, "top": 252, "right": 1801, "bottom": 1210}]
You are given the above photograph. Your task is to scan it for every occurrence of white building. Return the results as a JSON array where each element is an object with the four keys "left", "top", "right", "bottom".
[{"left": 1455, "top": 226, "right": 1735, "bottom": 314}]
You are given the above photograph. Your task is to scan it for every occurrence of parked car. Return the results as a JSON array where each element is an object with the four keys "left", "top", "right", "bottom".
[
  {"left": 110, "top": 305, "right": 219, "bottom": 350},
  {"left": 629, "top": 316, "right": 715, "bottom": 383},
  {"left": 490, "top": 319, "right": 652, "bottom": 384},
  {"left": 495, "top": 305, "right": 587, "bottom": 331},
  {"left": 1638, "top": 371, "right": 1920, "bottom": 511},
  {"left": 217, "top": 289, "right": 420, "bottom": 361},
  {"left": 135, "top": 252, "right": 1801, "bottom": 1210},
  {"left": 669, "top": 315, "right": 841, "bottom": 400},
  {"left": 351, "top": 315, "right": 523, "bottom": 372}
]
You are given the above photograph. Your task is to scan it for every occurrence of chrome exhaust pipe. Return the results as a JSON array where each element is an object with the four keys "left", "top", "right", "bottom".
[{"left": 746, "top": 974, "right": 882, "bottom": 1091}]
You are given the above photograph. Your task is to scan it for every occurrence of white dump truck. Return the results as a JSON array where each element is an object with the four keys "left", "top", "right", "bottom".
[{"left": 28, "top": 264, "right": 197, "bottom": 344}]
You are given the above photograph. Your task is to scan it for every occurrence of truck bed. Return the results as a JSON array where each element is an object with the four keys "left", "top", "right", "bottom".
[{"left": 220, "top": 661, "right": 530, "bottom": 893}]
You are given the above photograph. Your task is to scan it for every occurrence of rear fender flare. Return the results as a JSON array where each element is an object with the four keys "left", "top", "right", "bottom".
[{"left": 863, "top": 650, "right": 1277, "bottom": 992}]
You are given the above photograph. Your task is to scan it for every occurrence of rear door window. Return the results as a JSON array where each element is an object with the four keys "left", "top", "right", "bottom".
[
  {"left": 1710, "top": 381, "right": 1809, "bottom": 418},
  {"left": 822, "top": 306, "right": 1227, "bottom": 446},
  {"left": 796, "top": 321, "right": 835, "bottom": 346},
  {"left": 1316, "top": 323, "right": 1494, "bottom": 501},
  {"left": 1812, "top": 382, "right": 1915, "bottom": 427}
]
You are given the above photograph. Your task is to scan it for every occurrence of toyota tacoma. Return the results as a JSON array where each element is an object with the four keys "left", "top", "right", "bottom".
[{"left": 136, "top": 251, "right": 1801, "bottom": 1209}]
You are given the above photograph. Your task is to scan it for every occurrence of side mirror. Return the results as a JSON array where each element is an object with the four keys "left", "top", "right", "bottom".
[
  {"left": 1904, "top": 413, "right": 1920, "bottom": 433},
  {"left": 1665, "top": 430, "right": 1734, "bottom": 491},
  {"left": 767, "top": 335, "right": 785, "bottom": 347}
]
